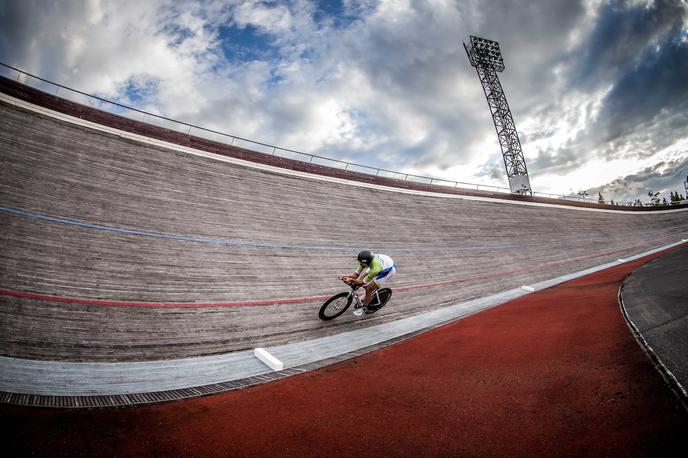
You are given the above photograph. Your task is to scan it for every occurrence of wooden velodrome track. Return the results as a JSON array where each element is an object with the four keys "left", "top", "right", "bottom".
[{"left": 1, "top": 85, "right": 687, "bottom": 371}]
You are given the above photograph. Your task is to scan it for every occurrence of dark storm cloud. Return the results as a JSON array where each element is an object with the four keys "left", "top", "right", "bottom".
[
  {"left": 347, "top": 6, "right": 478, "bottom": 118},
  {"left": 548, "top": 0, "right": 688, "bottom": 167},
  {"left": 508, "top": 0, "right": 688, "bottom": 193},
  {"left": 0, "top": 1, "right": 32, "bottom": 60},
  {"left": 339, "top": 0, "right": 685, "bottom": 193},
  {"left": 0, "top": 1, "right": 81, "bottom": 79},
  {"left": 598, "top": 36, "right": 688, "bottom": 143},
  {"left": 360, "top": 0, "right": 589, "bottom": 171},
  {"left": 550, "top": 9, "right": 688, "bottom": 169},
  {"left": 572, "top": 0, "right": 686, "bottom": 90},
  {"left": 469, "top": 0, "right": 586, "bottom": 106},
  {"left": 529, "top": 145, "right": 584, "bottom": 176}
]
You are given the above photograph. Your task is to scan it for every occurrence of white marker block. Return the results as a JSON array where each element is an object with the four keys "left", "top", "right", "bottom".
[
  {"left": 617, "top": 259, "right": 626, "bottom": 263},
  {"left": 521, "top": 286, "right": 535, "bottom": 292},
  {"left": 682, "top": 239, "right": 687, "bottom": 243},
  {"left": 254, "top": 348, "right": 283, "bottom": 371}
]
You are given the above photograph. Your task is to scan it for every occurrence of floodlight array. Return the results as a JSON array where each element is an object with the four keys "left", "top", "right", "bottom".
[{"left": 465, "top": 35, "right": 505, "bottom": 72}]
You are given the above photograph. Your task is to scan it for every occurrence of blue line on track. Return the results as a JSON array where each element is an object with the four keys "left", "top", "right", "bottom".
[{"left": 2, "top": 206, "right": 685, "bottom": 253}]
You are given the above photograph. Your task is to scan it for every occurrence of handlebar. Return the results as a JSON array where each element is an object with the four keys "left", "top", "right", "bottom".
[
  {"left": 339, "top": 276, "right": 364, "bottom": 290},
  {"left": 338, "top": 277, "right": 366, "bottom": 291}
]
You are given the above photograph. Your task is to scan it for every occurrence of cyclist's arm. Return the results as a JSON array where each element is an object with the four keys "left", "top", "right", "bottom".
[
  {"left": 363, "top": 258, "right": 383, "bottom": 283},
  {"left": 350, "top": 263, "right": 365, "bottom": 280},
  {"left": 355, "top": 263, "right": 371, "bottom": 284},
  {"left": 340, "top": 262, "right": 372, "bottom": 285},
  {"left": 348, "top": 275, "right": 366, "bottom": 286},
  {"left": 347, "top": 264, "right": 380, "bottom": 286},
  {"left": 340, "top": 269, "right": 363, "bottom": 283},
  {"left": 344, "top": 267, "right": 362, "bottom": 279},
  {"left": 351, "top": 272, "right": 367, "bottom": 281},
  {"left": 342, "top": 265, "right": 367, "bottom": 285}
]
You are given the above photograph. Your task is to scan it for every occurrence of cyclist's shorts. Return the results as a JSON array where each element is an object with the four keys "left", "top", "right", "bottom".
[{"left": 373, "top": 265, "right": 397, "bottom": 287}]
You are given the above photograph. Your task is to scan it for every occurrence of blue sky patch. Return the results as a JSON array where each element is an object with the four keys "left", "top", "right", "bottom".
[
  {"left": 312, "top": 0, "right": 360, "bottom": 29},
  {"left": 219, "top": 24, "right": 278, "bottom": 63},
  {"left": 122, "top": 76, "right": 160, "bottom": 104}
]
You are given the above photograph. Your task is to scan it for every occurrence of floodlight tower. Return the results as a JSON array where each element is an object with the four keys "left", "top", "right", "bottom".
[{"left": 464, "top": 36, "right": 532, "bottom": 195}]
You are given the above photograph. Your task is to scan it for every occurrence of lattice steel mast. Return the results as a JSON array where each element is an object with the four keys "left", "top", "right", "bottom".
[{"left": 464, "top": 36, "right": 532, "bottom": 195}]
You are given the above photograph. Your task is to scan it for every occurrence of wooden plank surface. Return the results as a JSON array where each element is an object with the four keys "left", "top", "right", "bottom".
[{"left": 1, "top": 99, "right": 687, "bottom": 362}]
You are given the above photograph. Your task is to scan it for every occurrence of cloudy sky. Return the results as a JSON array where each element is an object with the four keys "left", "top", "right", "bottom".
[{"left": 1, "top": 0, "right": 687, "bottom": 203}]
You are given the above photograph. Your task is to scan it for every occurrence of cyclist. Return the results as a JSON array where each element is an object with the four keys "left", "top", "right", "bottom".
[{"left": 340, "top": 250, "right": 397, "bottom": 308}]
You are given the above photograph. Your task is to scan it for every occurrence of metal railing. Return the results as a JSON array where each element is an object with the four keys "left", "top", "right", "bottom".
[{"left": 0, "top": 62, "right": 594, "bottom": 202}]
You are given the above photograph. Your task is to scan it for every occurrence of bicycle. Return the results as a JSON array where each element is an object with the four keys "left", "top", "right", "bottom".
[{"left": 318, "top": 280, "right": 392, "bottom": 321}]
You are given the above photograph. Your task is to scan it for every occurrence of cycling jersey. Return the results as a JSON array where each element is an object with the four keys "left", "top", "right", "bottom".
[{"left": 356, "top": 254, "right": 397, "bottom": 286}]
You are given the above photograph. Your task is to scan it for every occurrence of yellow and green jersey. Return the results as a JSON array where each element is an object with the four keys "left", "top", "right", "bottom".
[{"left": 355, "top": 254, "right": 396, "bottom": 283}]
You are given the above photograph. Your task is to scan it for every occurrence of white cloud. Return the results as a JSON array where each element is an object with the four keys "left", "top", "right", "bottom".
[
  {"left": 1, "top": 0, "right": 686, "bottom": 201},
  {"left": 233, "top": 1, "right": 295, "bottom": 32}
]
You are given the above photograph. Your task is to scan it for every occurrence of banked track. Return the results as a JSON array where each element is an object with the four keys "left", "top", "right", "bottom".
[{"left": 1, "top": 87, "right": 687, "bottom": 406}]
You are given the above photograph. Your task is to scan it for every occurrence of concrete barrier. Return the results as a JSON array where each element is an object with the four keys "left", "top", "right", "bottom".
[{"left": 254, "top": 348, "right": 284, "bottom": 371}]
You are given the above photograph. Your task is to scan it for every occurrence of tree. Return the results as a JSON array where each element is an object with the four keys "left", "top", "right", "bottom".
[
  {"left": 598, "top": 192, "right": 606, "bottom": 205},
  {"left": 662, "top": 197, "right": 668, "bottom": 206},
  {"left": 648, "top": 191, "right": 661, "bottom": 206}
]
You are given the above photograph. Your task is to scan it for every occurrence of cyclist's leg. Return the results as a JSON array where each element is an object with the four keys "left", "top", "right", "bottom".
[
  {"left": 363, "top": 281, "right": 380, "bottom": 306},
  {"left": 365, "top": 266, "right": 396, "bottom": 306}
]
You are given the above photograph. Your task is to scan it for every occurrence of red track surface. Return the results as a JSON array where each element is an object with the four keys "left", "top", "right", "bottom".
[{"left": 2, "top": 250, "right": 686, "bottom": 457}]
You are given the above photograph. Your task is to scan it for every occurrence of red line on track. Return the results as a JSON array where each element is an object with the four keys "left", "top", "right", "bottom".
[
  {"left": 0, "top": 238, "right": 682, "bottom": 308},
  {"left": 0, "top": 289, "right": 330, "bottom": 308},
  {"left": 395, "top": 240, "right": 654, "bottom": 292}
]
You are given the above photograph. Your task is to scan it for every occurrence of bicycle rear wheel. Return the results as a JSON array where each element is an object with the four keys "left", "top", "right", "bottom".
[
  {"left": 365, "top": 288, "right": 392, "bottom": 314},
  {"left": 319, "top": 292, "right": 353, "bottom": 321}
]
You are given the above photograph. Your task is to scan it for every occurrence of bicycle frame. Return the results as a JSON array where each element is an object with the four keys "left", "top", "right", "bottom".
[{"left": 348, "top": 283, "right": 381, "bottom": 308}]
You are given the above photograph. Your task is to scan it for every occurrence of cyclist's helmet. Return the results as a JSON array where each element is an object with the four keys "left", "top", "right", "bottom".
[{"left": 357, "top": 250, "right": 374, "bottom": 265}]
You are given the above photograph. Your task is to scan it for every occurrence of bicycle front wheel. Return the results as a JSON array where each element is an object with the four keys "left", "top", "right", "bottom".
[{"left": 319, "top": 292, "right": 353, "bottom": 321}]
